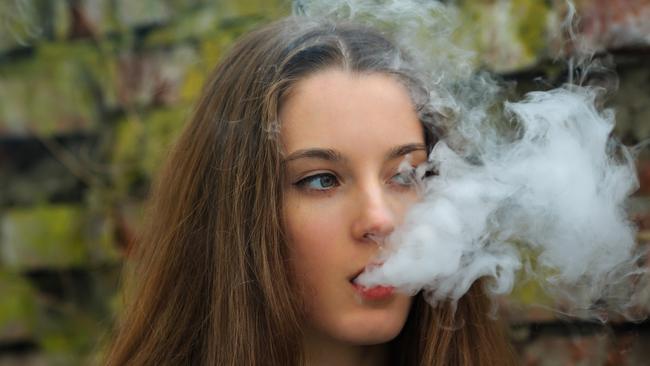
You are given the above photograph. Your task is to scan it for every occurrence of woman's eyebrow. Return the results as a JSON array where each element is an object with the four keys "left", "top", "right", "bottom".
[
  {"left": 282, "top": 148, "right": 344, "bottom": 164},
  {"left": 385, "top": 143, "right": 427, "bottom": 161}
]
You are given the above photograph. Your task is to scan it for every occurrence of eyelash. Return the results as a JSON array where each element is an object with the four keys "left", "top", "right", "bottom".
[
  {"left": 293, "top": 169, "right": 425, "bottom": 193},
  {"left": 294, "top": 173, "right": 340, "bottom": 192}
]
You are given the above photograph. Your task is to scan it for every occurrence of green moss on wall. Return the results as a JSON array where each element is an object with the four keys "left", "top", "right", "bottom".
[
  {"left": 1, "top": 205, "right": 88, "bottom": 269},
  {"left": 112, "top": 106, "right": 189, "bottom": 191},
  {"left": 455, "top": 0, "right": 551, "bottom": 72},
  {"left": 222, "top": 0, "right": 290, "bottom": 20},
  {"left": 141, "top": 107, "right": 188, "bottom": 175},
  {"left": 513, "top": 0, "right": 550, "bottom": 59},
  {"left": 0, "top": 271, "right": 36, "bottom": 340},
  {"left": 0, "top": 40, "right": 118, "bottom": 135},
  {"left": 0, "top": 0, "right": 42, "bottom": 51},
  {"left": 509, "top": 246, "right": 555, "bottom": 307}
]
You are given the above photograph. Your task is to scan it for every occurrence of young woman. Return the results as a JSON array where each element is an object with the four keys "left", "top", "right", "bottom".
[{"left": 105, "top": 17, "right": 516, "bottom": 366}]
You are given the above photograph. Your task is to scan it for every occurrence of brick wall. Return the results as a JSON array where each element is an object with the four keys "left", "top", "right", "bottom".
[{"left": 0, "top": 0, "right": 648, "bottom": 365}]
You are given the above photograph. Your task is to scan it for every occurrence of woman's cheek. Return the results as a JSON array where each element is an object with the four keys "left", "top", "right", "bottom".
[
  {"left": 286, "top": 196, "right": 343, "bottom": 260},
  {"left": 285, "top": 190, "right": 344, "bottom": 237}
]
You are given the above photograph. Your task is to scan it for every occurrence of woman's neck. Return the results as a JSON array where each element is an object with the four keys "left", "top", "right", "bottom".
[{"left": 302, "top": 328, "right": 390, "bottom": 366}]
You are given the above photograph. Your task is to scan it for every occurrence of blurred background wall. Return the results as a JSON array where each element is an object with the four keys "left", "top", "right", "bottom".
[{"left": 0, "top": 0, "right": 649, "bottom": 365}]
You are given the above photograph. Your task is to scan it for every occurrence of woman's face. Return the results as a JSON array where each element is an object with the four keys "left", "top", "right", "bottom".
[{"left": 280, "top": 69, "right": 427, "bottom": 346}]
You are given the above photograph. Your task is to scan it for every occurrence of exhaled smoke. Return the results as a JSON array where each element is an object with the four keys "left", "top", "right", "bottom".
[
  {"left": 361, "top": 86, "right": 643, "bottom": 320},
  {"left": 295, "top": 0, "right": 648, "bottom": 320}
]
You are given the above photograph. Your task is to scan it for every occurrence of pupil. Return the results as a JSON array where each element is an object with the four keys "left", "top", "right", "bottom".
[{"left": 321, "top": 176, "right": 334, "bottom": 187}]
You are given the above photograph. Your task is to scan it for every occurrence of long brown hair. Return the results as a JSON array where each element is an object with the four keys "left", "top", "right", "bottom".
[{"left": 105, "top": 17, "right": 516, "bottom": 366}]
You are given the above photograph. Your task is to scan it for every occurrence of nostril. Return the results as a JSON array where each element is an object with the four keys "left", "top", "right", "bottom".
[{"left": 362, "top": 233, "right": 387, "bottom": 246}]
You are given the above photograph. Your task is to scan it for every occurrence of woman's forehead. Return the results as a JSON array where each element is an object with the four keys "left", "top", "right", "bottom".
[{"left": 279, "top": 69, "right": 424, "bottom": 156}]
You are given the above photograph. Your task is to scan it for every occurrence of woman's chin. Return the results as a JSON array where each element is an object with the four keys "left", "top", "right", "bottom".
[
  {"left": 338, "top": 320, "right": 405, "bottom": 345},
  {"left": 350, "top": 329, "right": 403, "bottom": 346},
  {"left": 333, "top": 298, "right": 413, "bottom": 345}
]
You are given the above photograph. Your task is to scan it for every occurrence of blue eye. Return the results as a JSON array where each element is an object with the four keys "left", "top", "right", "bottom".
[
  {"left": 391, "top": 170, "right": 416, "bottom": 187},
  {"left": 295, "top": 173, "right": 339, "bottom": 191}
]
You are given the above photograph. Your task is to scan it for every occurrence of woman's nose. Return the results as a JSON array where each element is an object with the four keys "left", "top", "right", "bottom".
[{"left": 351, "top": 183, "right": 396, "bottom": 243}]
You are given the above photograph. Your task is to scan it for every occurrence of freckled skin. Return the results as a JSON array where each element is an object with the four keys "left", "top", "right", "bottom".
[{"left": 280, "top": 69, "right": 427, "bottom": 356}]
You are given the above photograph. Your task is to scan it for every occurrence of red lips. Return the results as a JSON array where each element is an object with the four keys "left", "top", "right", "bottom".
[
  {"left": 351, "top": 283, "right": 395, "bottom": 300},
  {"left": 350, "top": 264, "right": 395, "bottom": 301}
]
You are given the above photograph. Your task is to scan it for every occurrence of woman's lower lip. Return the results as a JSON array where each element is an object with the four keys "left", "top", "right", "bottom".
[{"left": 351, "top": 283, "right": 395, "bottom": 300}]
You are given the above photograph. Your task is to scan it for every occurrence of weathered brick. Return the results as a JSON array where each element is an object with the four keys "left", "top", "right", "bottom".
[
  {"left": 0, "top": 0, "right": 76, "bottom": 50},
  {"left": 0, "top": 353, "right": 49, "bottom": 366},
  {"left": 115, "top": 45, "right": 198, "bottom": 108},
  {"left": 0, "top": 205, "right": 86, "bottom": 269},
  {"left": 220, "top": 0, "right": 290, "bottom": 19},
  {"left": 612, "top": 65, "right": 650, "bottom": 145},
  {"left": 0, "top": 205, "right": 118, "bottom": 269},
  {"left": 520, "top": 332, "right": 610, "bottom": 365},
  {"left": 114, "top": 0, "right": 172, "bottom": 28},
  {"left": 0, "top": 1, "right": 51, "bottom": 52},
  {"left": 0, "top": 41, "right": 116, "bottom": 137},
  {"left": 0, "top": 271, "right": 36, "bottom": 343},
  {"left": 68, "top": 0, "right": 118, "bottom": 39},
  {"left": 516, "top": 329, "right": 650, "bottom": 366},
  {"left": 574, "top": 0, "right": 650, "bottom": 51},
  {"left": 455, "top": 0, "right": 552, "bottom": 72},
  {"left": 111, "top": 106, "right": 188, "bottom": 185}
]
